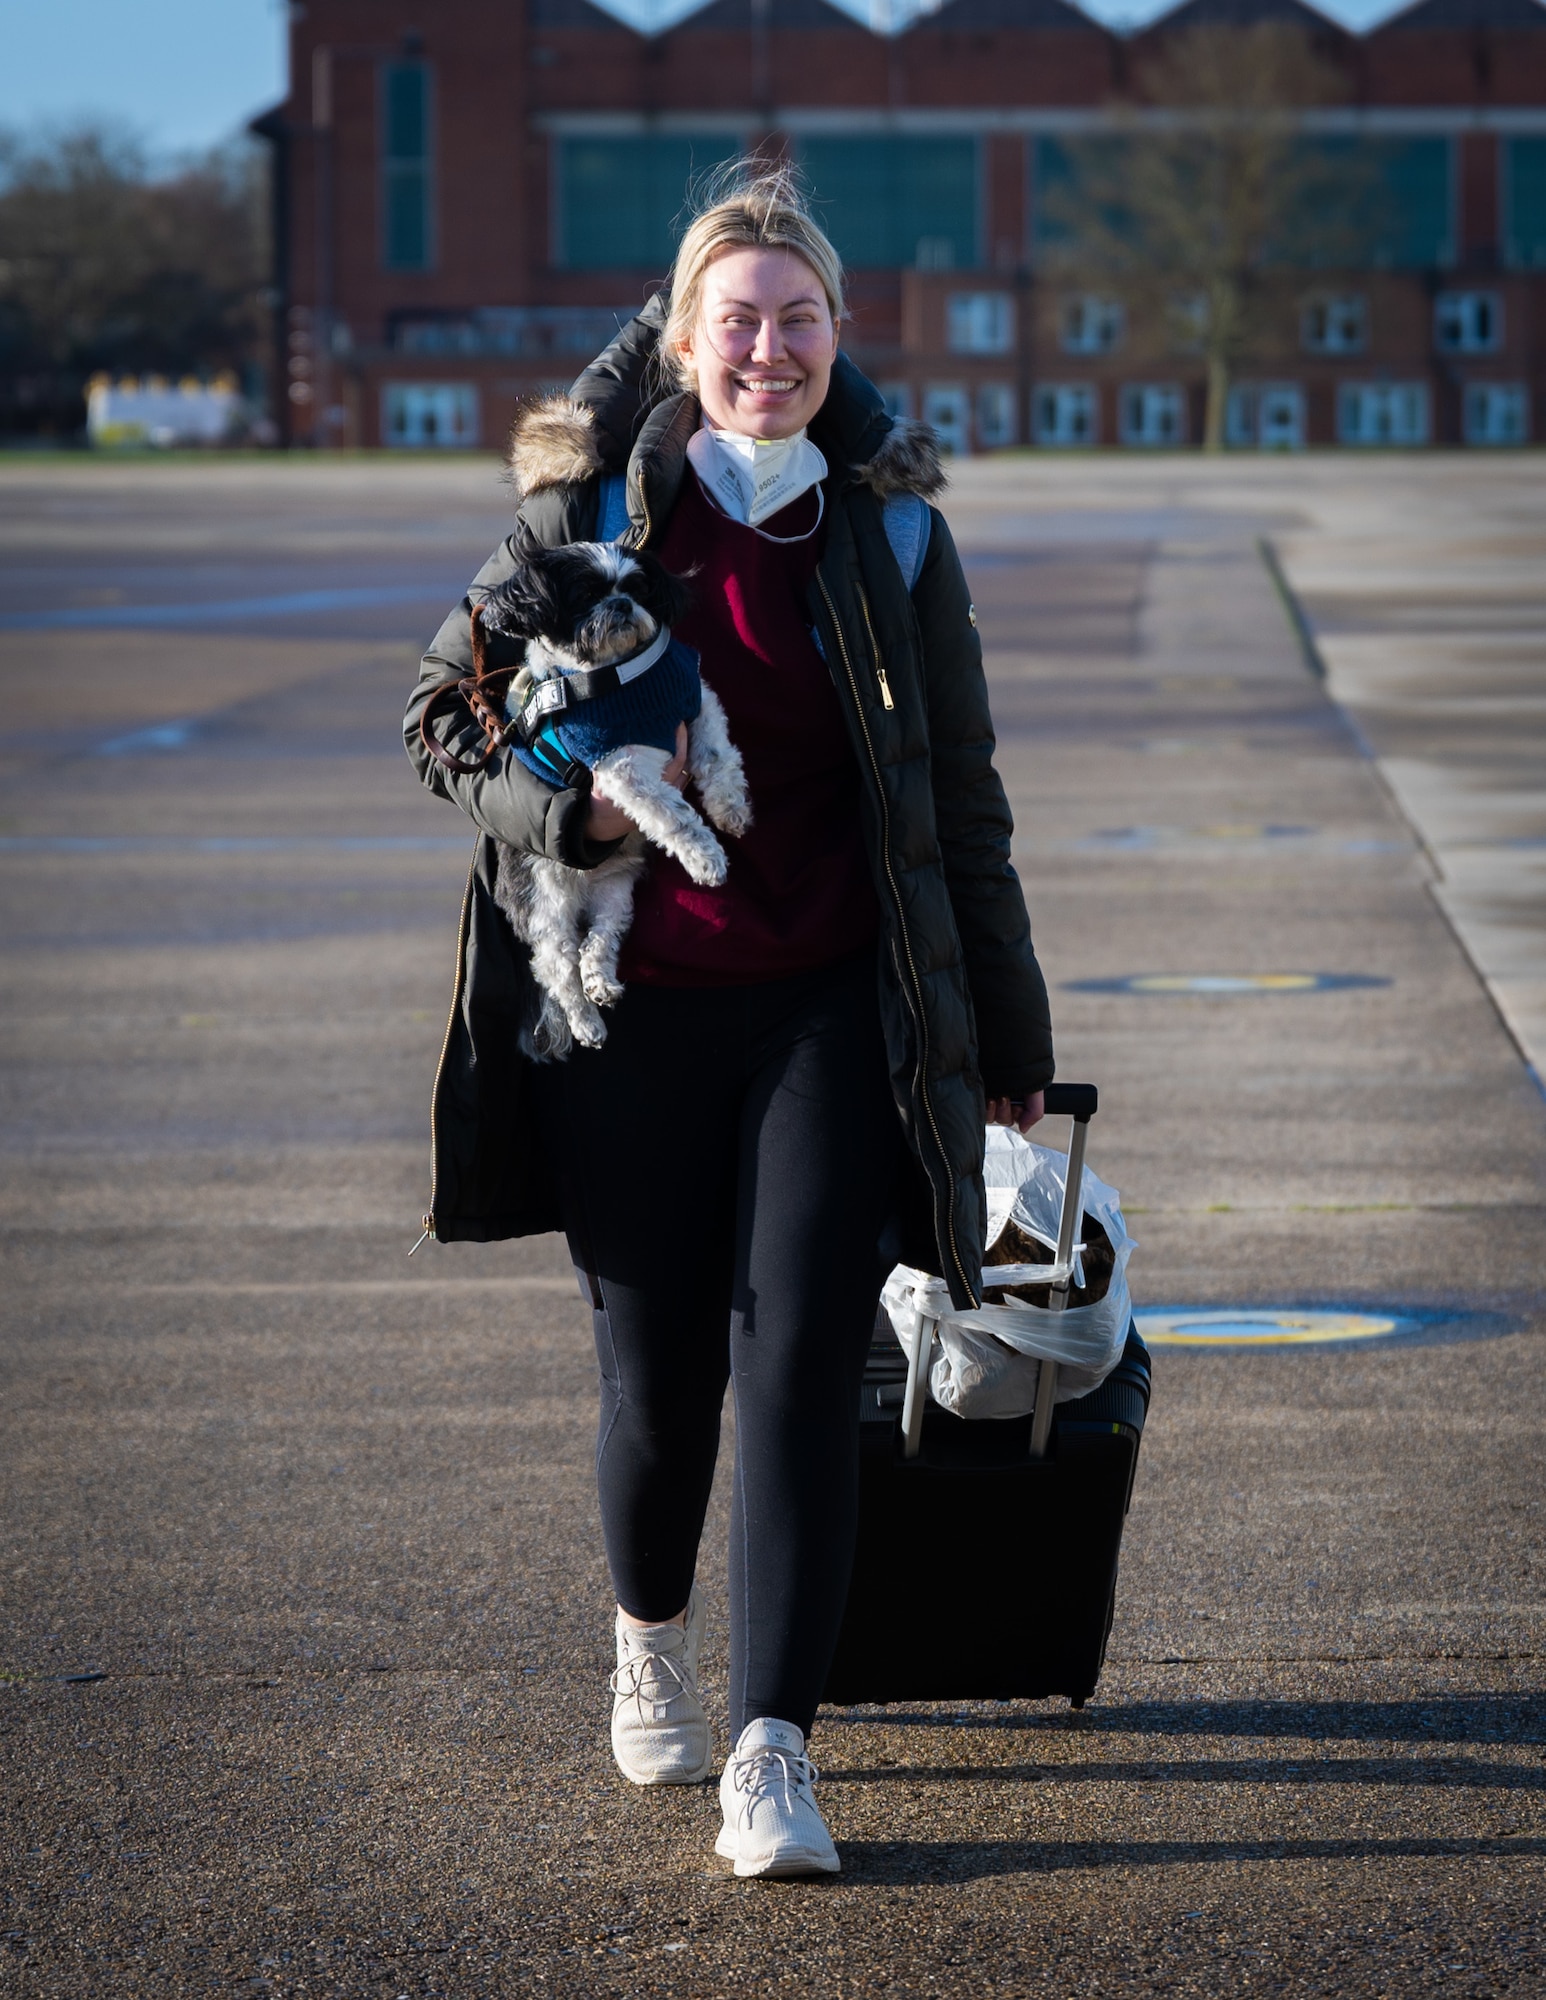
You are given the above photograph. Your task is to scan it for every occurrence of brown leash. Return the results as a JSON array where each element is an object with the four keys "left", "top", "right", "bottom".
[{"left": 419, "top": 602, "right": 523, "bottom": 775}]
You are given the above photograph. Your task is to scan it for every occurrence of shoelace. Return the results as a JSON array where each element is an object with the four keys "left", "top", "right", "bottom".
[
  {"left": 609, "top": 1645, "right": 696, "bottom": 1719},
  {"left": 728, "top": 1746, "right": 820, "bottom": 1822}
]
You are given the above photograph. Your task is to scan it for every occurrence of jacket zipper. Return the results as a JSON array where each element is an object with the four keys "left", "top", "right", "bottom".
[
  {"left": 414, "top": 846, "right": 478, "bottom": 1254},
  {"left": 816, "top": 570, "right": 975, "bottom": 1307},
  {"left": 856, "top": 586, "right": 895, "bottom": 711}
]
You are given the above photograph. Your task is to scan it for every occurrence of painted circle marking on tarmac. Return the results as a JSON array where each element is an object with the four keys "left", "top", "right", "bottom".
[
  {"left": 1085, "top": 823, "right": 1316, "bottom": 847},
  {"left": 1064, "top": 972, "right": 1391, "bottom": 996},
  {"left": 1197, "top": 823, "right": 1315, "bottom": 840},
  {"left": 1075, "top": 826, "right": 1409, "bottom": 857},
  {"left": 1136, "top": 1308, "right": 1404, "bottom": 1347}
]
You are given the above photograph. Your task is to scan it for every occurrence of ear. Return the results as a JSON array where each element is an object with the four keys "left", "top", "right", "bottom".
[
  {"left": 478, "top": 556, "right": 562, "bottom": 641},
  {"left": 633, "top": 553, "right": 694, "bottom": 630}
]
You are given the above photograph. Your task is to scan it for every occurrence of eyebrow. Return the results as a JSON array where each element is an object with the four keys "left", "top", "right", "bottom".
[{"left": 716, "top": 296, "right": 824, "bottom": 311}]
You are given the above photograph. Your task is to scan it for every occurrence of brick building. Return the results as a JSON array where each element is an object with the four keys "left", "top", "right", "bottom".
[{"left": 254, "top": 0, "right": 1546, "bottom": 449}]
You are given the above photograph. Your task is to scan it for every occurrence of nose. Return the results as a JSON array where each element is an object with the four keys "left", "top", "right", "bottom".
[
  {"left": 586, "top": 593, "right": 646, "bottom": 637},
  {"left": 749, "top": 315, "right": 788, "bottom": 367}
]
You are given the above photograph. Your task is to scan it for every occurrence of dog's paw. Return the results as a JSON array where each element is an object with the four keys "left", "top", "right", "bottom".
[
  {"left": 702, "top": 786, "right": 753, "bottom": 839},
  {"left": 581, "top": 965, "right": 625, "bottom": 1007},
  {"left": 681, "top": 848, "right": 728, "bottom": 889},
  {"left": 569, "top": 1002, "right": 608, "bottom": 1048}
]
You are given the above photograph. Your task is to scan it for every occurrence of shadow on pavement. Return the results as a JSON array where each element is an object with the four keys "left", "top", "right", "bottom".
[
  {"left": 836, "top": 1697, "right": 1546, "bottom": 1742},
  {"left": 838, "top": 1834, "right": 1546, "bottom": 1883},
  {"left": 826, "top": 1756, "right": 1546, "bottom": 1789}
]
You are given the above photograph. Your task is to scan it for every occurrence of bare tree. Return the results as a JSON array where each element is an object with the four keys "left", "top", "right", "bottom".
[
  {"left": 1043, "top": 24, "right": 1358, "bottom": 450},
  {"left": 0, "top": 123, "right": 269, "bottom": 437}
]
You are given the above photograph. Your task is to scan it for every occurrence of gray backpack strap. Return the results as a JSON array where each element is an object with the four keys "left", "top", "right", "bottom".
[
  {"left": 810, "top": 489, "right": 928, "bottom": 659},
  {"left": 597, "top": 472, "right": 630, "bottom": 544},
  {"left": 882, "top": 492, "right": 931, "bottom": 592}
]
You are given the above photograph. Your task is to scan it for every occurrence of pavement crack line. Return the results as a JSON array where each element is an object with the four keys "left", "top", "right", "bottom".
[{"left": 1260, "top": 536, "right": 1546, "bottom": 1100}]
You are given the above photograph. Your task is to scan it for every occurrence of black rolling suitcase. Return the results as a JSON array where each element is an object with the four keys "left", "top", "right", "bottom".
[{"left": 825, "top": 1083, "right": 1151, "bottom": 1709}]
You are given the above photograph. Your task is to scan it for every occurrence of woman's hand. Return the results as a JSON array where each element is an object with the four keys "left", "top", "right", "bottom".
[
  {"left": 584, "top": 723, "right": 689, "bottom": 841},
  {"left": 987, "top": 1092, "right": 1044, "bottom": 1135}
]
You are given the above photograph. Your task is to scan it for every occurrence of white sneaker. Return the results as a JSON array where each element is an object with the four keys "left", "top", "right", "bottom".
[
  {"left": 715, "top": 1718, "right": 841, "bottom": 1878},
  {"left": 609, "top": 1588, "right": 713, "bottom": 1785}
]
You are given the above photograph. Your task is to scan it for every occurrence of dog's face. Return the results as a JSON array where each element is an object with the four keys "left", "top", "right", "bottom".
[{"left": 478, "top": 544, "right": 692, "bottom": 670}]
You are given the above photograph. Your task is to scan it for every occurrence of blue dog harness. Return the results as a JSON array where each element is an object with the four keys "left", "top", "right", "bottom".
[
  {"left": 511, "top": 472, "right": 702, "bottom": 787},
  {"left": 511, "top": 625, "right": 703, "bottom": 786}
]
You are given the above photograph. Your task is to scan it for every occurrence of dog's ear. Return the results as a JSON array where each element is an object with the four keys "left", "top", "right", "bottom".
[
  {"left": 477, "top": 553, "right": 565, "bottom": 641},
  {"left": 630, "top": 552, "right": 695, "bottom": 631}
]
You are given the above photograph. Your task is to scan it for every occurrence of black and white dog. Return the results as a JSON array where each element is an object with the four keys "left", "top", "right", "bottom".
[{"left": 477, "top": 541, "right": 751, "bottom": 1059}]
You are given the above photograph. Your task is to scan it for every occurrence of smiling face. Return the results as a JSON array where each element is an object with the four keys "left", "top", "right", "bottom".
[{"left": 678, "top": 245, "right": 839, "bottom": 441}]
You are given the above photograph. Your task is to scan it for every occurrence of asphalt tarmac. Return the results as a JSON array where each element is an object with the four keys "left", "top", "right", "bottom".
[{"left": 2, "top": 454, "right": 1542, "bottom": 1996}]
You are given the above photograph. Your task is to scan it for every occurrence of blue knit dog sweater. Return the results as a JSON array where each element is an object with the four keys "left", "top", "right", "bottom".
[{"left": 512, "top": 633, "right": 703, "bottom": 785}]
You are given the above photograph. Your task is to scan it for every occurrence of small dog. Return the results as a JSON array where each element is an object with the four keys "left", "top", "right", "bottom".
[{"left": 477, "top": 541, "right": 751, "bottom": 1059}]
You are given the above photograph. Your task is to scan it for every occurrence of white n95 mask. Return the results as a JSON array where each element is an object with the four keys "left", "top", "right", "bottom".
[{"left": 686, "top": 424, "right": 828, "bottom": 529}]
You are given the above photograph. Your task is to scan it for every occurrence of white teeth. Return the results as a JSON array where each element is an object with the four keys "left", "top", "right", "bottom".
[{"left": 739, "top": 379, "right": 797, "bottom": 392}]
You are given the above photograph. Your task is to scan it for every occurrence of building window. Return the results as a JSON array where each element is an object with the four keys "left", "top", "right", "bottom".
[
  {"left": 1033, "top": 383, "right": 1098, "bottom": 446},
  {"left": 1295, "top": 135, "right": 1454, "bottom": 269},
  {"left": 393, "top": 307, "right": 633, "bottom": 359},
  {"left": 1504, "top": 136, "right": 1546, "bottom": 267},
  {"left": 1435, "top": 292, "right": 1502, "bottom": 354},
  {"left": 381, "top": 62, "right": 433, "bottom": 272},
  {"left": 976, "top": 382, "right": 1018, "bottom": 448},
  {"left": 1367, "top": 135, "right": 1454, "bottom": 269},
  {"left": 1226, "top": 383, "right": 1305, "bottom": 450},
  {"left": 947, "top": 293, "right": 1014, "bottom": 356},
  {"left": 1463, "top": 383, "right": 1529, "bottom": 446},
  {"left": 1302, "top": 295, "right": 1366, "bottom": 354},
  {"left": 382, "top": 382, "right": 479, "bottom": 448},
  {"left": 878, "top": 383, "right": 913, "bottom": 421},
  {"left": 1119, "top": 383, "right": 1186, "bottom": 448},
  {"left": 556, "top": 136, "right": 741, "bottom": 271},
  {"left": 1337, "top": 383, "right": 1430, "bottom": 447},
  {"left": 1060, "top": 295, "right": 1123, "bottom": 355},
  {"left": 803, "top": 137, "right": 979, "bottom": 271},
  {"left": 1038, "top": 133, "right": 1453, "bottom": 273},
  {"left": 922, "top": 383, "right": 971, "bottom": 455}
]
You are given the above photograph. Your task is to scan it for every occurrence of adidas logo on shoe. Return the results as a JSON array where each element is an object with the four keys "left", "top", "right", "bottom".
[{"left": 715, "top": 1717, "right": 840, "bottom": 1878}]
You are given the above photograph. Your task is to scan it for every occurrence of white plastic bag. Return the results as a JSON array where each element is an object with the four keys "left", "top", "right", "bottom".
[{"left": 882, "top": 1127, "right": 1137, "bottom": 1421}]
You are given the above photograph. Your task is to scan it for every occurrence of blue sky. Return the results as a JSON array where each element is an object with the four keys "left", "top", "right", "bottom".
[
  {"left": 0, "top": 0, "right": 289, "bottom": 157},
  {"left": 0, "top": 0, "right": 1410, "bottom": 157}
]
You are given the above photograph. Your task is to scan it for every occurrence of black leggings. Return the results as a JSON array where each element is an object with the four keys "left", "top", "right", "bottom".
[{"left": 533, "top": 950, "right": 904, "bottom": 1738}]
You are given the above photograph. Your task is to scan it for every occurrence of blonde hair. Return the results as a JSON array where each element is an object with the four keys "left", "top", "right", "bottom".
[{"left": 663, "top": 160, "right": 846, "bottom": 391}]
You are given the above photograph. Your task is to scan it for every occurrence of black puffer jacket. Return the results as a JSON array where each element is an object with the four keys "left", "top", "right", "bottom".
[{"left": 404, "top": 297, "right": 1053, "bottom": 1308}]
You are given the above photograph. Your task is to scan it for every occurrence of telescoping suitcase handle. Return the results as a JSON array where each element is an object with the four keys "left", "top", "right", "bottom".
[{"left": 901, "top": 1083, "right": 1098, "bottom": 1464}]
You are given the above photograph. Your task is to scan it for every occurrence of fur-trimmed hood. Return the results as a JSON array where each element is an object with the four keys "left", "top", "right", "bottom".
[
  {"left": 507, "top": 385, "right": 946, "bottom": 508},
  {"left": 853, "top": 417, "right": 947, "bottom": 502},
  {"left": 506, "top": 394, "right": 606, "bottom": 501}
]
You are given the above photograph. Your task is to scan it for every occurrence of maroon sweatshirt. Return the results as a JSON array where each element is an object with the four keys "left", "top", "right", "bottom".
[{"left": 617, "top": 469, "right": 879, "bottom": 986}]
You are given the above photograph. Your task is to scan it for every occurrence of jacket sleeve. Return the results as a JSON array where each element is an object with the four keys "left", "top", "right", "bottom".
[
  {"left": 911, "top": 508, "right": 1055, "bottom": 1100},
  {"left": 402, "top": 536, "right": 620, "bottom": 869}
]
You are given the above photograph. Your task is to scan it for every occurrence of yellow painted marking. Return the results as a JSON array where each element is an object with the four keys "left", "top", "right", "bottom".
[
  {"left": 1138, "top": 1310, "right": 1400, "bottom": 1347},
  {"left": 1128, "top": 973, "right": 1320, "bottom": 995}
]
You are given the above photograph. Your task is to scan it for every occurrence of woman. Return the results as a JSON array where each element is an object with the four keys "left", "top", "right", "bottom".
[{"left": 405, "top": 167, "right": 1053, "bottom": 1879}]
